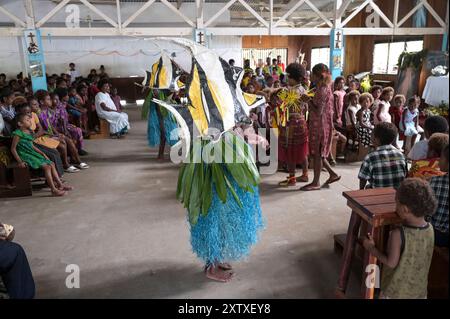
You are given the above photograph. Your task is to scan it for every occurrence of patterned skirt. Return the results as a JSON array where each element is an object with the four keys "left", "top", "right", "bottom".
[
  {"left": 356, "top": 123, "right": 373, "bottom": 148},
  {"left": 278, "top": 116, "right": 309, "bottom": 164}
]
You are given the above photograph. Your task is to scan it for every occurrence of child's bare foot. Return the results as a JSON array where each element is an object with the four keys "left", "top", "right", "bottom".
[
  {"left": 59, "top": 184, "right": 74, "bottom": 191},
  {"left": 205, "top": 265, "right": 234, "bottom": 282},
  {"left": 52, "top": 189, "right": 67, "bottom": 197}
]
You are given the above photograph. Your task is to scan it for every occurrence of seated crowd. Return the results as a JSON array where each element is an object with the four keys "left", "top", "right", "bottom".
[{"left": 238, "top": 56, "right": 449, "bottom": 298}]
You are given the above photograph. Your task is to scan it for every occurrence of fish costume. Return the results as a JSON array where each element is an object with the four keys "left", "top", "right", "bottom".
[
  {"left": 150, "top": 38, "right": 266, "bottom": 273},
  {"left": 141, "top": 53, "right": 184, "bottom": 148}
]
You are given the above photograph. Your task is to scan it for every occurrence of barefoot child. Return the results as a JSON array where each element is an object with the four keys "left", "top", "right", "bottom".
[
  {"left": 300, "top": 63, "right": 341, "bottom": 191},
  {"left": 363, "top": 178, "right": 436, "bottom": 299},
  {"left": 10, "top": 113, "right": 72, "bottom": 196},
  {"left": 356, "top": 93, "right": 374, "bottom": 148},
  {"left": 390, "top": 94, "right": 405, "bottom": 149},
  {"left": 401, "top": 96, "right": 424, "bottom": 153},
  {"left": 374, "top": 87, "right": 394, "bottom": 125}
]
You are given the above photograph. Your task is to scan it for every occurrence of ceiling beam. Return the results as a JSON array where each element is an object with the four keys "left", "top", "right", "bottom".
[{"left": 0, "top": 5, "right": 26, "bottom": 27}]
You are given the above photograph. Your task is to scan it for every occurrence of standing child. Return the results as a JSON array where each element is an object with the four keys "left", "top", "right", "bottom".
[
  {"left": 390, "top": 94, "right": 405, "bottom": 149},
  {"left": 363, "top": 178, "right": 436, "bottom": 299},
  {"left": 10, "top": 113, "right": 72, "bottom": 196},
  {"left": 300, "top": 63, "right": 341, "bottom": 191},
  {"left": 344, "top": 90, "right": 361, "bottom": 148},
  {"left": 401, "top": 96, "right": 424, "bottom": 153},
  {"left": 429, "top": 144, "right": 449, "bottom": 247},
  {"left": 356, "top": 93, "right": 374, "bottom": 149},
  {"left": 333, "top": 76, "right": 346, "bottom": 133},
  {"left": 374, "top": 87, "right": 394, "bottom": 125},
  {"left": 276, "top": 63, "right": 309, "bottom": 187}
]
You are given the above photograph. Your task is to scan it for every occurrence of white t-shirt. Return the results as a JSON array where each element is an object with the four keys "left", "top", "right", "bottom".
[
  {"left": 68, "top": 69, "right": 81, "bottom": 84},
  {"left": 95, "top": 92, "right": 118, "bottom": 114},
  {"left": 345, "top": 104, "right": 361, "bottom": 127},
  {"left": 408, "top": 139, "right": 428, "bottom": 160}
]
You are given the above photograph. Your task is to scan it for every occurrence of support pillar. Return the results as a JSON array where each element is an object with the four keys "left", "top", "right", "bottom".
[{"left": 330, "top": 0, "right": 344, "bottom": 80}]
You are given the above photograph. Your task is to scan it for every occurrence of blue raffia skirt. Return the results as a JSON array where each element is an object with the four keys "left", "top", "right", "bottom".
[
  {"left": 189, "top": 177, "right": 264, "bottom": 265},
  {"left": 147, "top": 101, "right": 179, "bottom": 147}
]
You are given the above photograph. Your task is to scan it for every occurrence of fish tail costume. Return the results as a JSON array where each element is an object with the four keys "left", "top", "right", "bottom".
[{"left": 150, "top": 38, "right": 266, "bottom": 265}]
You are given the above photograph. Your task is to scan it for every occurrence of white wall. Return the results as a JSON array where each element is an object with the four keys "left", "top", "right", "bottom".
[{"left": 0, "top": 35, "right": 242, "bottom": 79}]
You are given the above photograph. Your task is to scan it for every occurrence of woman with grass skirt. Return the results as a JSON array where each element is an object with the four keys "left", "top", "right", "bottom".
[
  {"left": 143, "top": 89, "right": 179, "bottom": 160},
  {"left": 178, "top": 133, "right": 264, "bottom": 282}
]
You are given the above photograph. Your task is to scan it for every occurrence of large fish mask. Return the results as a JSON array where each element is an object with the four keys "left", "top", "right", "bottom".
[
  {"left": 150, "top": 38, "right": 265, "bottom": 156},
  {"left": 142, "top": 52, "right": 184, "bottom": 91}
]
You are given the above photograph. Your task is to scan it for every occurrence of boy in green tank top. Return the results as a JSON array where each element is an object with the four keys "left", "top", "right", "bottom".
[{"left": 363, "top": 178, "right": 437, "bottom": 299}]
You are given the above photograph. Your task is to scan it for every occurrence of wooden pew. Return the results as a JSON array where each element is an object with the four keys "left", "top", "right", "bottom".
[{"left": 88, "top": 119, "right": 110, "bottom": 140}]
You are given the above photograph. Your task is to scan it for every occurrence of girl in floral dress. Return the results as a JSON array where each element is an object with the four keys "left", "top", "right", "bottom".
[{"left": 301, "top": 63, "right": 341, "bottom": 191}]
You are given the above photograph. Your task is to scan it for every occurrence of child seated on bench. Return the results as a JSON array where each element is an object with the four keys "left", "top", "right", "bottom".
[
  {"left": 363, "top": 178, "right": 437, "bottom": 299},
  {"left": 429, "top": 144, "right": 449, "bottom": 247},
  {"left": 10, "top": 113, "right": 73, "bottom": 196},
  {"left": 358, "top": 122, "right": 407, "bottom": 189}
]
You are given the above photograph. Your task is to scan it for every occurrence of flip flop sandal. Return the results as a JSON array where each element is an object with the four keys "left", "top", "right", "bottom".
[
  {"left": 325, "top": 176, "right": 342, "bottom": 185},
  {"left": 279, "top": 176, "right": 296, "bottom": 187},
  {"left": 76, "top": 163, "right": 90, "bottom": 169},
  {"left": 300, "top": 184, "right": 321, "bottom": 191},
  {"left": 65, "top": 166, "right": 80, "bottom": 173},
  {"left": 218, "top": 263, "right": 233, "bottom": 271}
]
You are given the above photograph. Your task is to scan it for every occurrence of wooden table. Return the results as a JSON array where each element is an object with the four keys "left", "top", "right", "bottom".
[{"left": 335, "top": 188, "right": 402, "bottom": 299}]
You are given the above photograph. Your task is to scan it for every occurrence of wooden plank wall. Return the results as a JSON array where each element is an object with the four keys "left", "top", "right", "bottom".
[{"left": 241, "top": 0, "right": 446, "bottom": 92}]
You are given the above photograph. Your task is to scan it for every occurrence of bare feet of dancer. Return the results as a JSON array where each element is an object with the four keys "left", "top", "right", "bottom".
[{"left": 205, "top": 264, "right": 234, "bottom": 282}]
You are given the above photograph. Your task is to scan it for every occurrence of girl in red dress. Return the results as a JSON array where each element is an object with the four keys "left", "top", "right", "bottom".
[
  {"left": 301, "top": 64, "right": 341, "bottom": 191},
  {"left": 275, "top": 63, "right": 309, "bottom": 186}
]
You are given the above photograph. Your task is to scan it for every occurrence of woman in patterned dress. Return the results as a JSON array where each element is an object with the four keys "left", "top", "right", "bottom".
[{"left": 301, "top": 63, "right": 341, "bottom": 191}]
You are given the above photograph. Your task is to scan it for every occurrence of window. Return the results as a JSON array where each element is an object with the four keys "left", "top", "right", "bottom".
[
  {"left": 242, "top": 48, "right": 287, "bottom": 70},
  {"left": 372, "top": 40, "right": 424, "bottom": 75},
  {"left": 311, "top": 47, "right": 330, "bottom": 68}
]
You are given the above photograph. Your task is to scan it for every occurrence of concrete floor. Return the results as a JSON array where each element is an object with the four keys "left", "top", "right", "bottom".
[{"left": 0, "top": 105, "right": 364, "bottom": 299}]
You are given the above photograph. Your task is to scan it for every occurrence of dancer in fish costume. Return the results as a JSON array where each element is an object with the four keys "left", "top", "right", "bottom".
[
  {"left": 152, "top": 38, "right": 266, "bottom": 282},
  {"left": 141, "top": 54, "right": 184, "bottom": 159}
]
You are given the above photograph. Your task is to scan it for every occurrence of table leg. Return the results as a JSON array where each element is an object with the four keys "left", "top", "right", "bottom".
[
  {"left": 361, "top": 225, "right": 382, "bottom": 299},
  {"left": 336, "top": 211, "right": 362, "bottom": 296}
]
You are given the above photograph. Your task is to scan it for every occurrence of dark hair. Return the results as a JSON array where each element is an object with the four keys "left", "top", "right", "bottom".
[
  {"left": 396, "top": 178, "right": 437, "bottom": 217},
  {"left": 373, "top": 122, "right": 398, "bottom": 145},
  {"left": 0, "top": 73, "right": 6, "bottom": 78},
  {"left": 69, "top": 62, "right": 75, "bottom": 66},
  {"left": 285, "top": 63, "right": 305, "bottom": 82},
  {"left": 272, "top": 58, "right": 277, "bottom": 63},
  {"left": 381, "top": 86, "right": 394, "bottom": 96},
  {"left": 0, "top": 87, "right": 13, "bottom": 101},
  {"left": 334, "top": 76, "right": 345, "bottom": 86},
  {"left": 228, "top": 59, "right": 235, "bottom": 65},
  {"left": 424, "top": 116, "right": 449, "bottom": 135},
  {"left": 97, "top": 78, "right": 110, "bottom": 91},
  {"left": 407, "top": 96, "right": 417, "bottom": 105},
  {"left": 34, "top": 89, "right": 49, "bottom": 103},
  {"left": 428, "top": 133, "right": 449, "bottom": 157},
  {"left": 14, "top": 113, "right": 30, "bottom": 127},
  {"left": 54, "top": 87, "right": 68, "bottom": 100},
  {"left": 370, "top": 85, "right": 382, "bottom": 93},
  {"left": 56, "top": 78, "right": 66, "bottom": 86},
  {"left": 12, "top": 96, "right": 28, "bottom": 112},
  {"left": 312, "top": 63, "right": 332, "bottom": 85},
  {"left": 76, "top": 84, "right": 86, "bottom": 94}
]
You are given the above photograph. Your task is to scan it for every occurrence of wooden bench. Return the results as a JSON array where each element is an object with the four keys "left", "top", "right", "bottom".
[
  {"left": 335, "top": 188, "right": 401, "bottom": 299},
  {"left": 88, "top": 118, "right": 110, "bottom": 140},
  {"left": 0, "top": 163, "right": 32, "bottom": 198}
]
